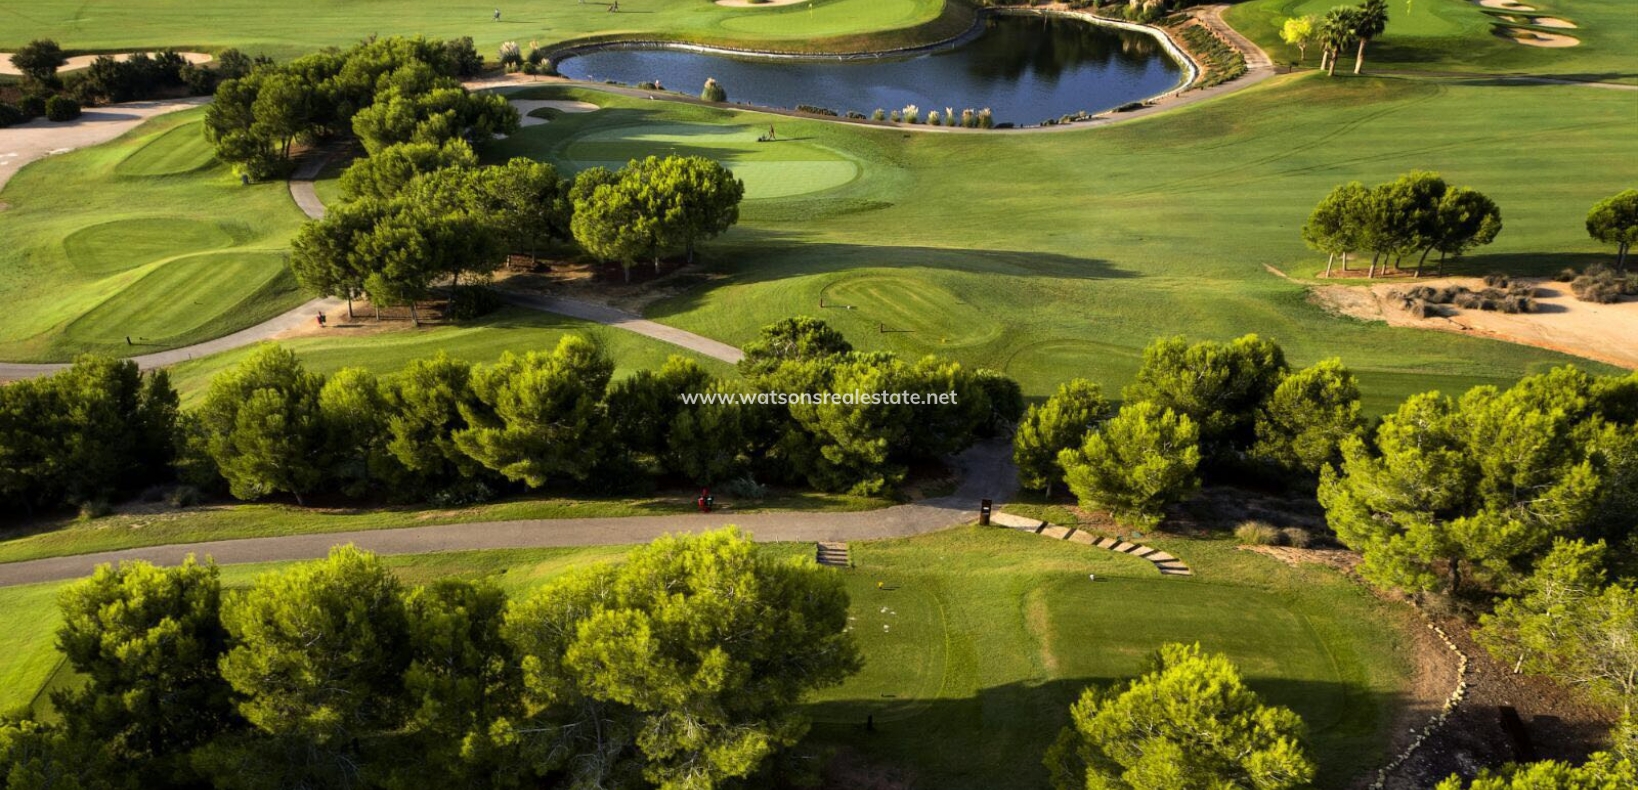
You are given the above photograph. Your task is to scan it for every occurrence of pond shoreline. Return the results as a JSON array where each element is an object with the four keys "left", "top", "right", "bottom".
[
  {"left": 546, "top": 8, "right": 1199, "bottom": 102},
  {"left": 513, "top": 5, "right": 1276, "bottom": 134}
]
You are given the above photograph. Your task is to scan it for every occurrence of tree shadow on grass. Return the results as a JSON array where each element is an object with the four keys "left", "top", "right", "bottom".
[
  {"left": 1438, "top": 251, "right": 1613, "bottom": 278},
  {"left": 798, "top": 677, "right": 1413, "bottom": 790},
  {"left": 642, "top": 230, "right": 1140, "bottom": 324}
]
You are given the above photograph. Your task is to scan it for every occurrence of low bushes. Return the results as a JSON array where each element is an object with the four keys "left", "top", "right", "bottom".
[
  {"left": 44, "top": 94, "right": 80, "bottom": 121},
  {"left": 1570, "top": 265, "right": 1638, "bottom": 303},
  {"left": 1178, "top": 23, "right": 1246, "bottom": 89}
]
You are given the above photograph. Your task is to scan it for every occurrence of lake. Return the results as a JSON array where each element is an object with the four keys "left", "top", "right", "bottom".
[{"left": 555, "top": 14, "right": 1186, "bottom": 126}]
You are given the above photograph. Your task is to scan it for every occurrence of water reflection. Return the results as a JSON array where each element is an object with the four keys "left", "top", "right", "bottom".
[{"left": 556, "top": 15, "right": 1183, "bottom": 125}]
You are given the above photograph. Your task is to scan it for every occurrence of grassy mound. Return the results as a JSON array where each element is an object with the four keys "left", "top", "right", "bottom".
[
  {"left": 113, "top": 121, "right": 218, "bottom": 177},
  {"left": 61, "top": 217, "right": 235, "bottom": 276},
  {"left": 64, "top": 250, "right": 299, "bottom": 347}
]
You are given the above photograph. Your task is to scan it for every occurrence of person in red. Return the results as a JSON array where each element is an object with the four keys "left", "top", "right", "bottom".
[{"left": 697, "top": 488, "right": 713, "bottom": 513}]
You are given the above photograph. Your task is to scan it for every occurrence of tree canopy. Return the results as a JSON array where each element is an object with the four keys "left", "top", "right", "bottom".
[{"left": 1045, "top": 642, "right": 1316, "bottom": 790}]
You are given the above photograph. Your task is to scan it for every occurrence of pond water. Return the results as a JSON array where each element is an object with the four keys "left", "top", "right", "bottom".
[{"left": 555, "top": 15, "right": 1185, "bottom": 126}]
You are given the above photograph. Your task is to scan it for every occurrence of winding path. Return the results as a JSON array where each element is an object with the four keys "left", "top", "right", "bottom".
[{"left": 0, "top": 437, "right": 1018, "bottom": 587}]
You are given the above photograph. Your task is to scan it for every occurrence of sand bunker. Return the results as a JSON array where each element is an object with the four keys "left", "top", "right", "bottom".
[
  {"left": 716, "top": 0, "right": 810, "bottom": 6},
  {"left": 1493, "top": 26, "right": 1581, "bottom": 47},
  {"left": 510, "top": 99, "right": 599, "bottom": 128},
  {"left": 0, "top": 51, "right": 211, "bottom": 77},
  {"left": 1530, "top": 17, "right": 1578, "bottom": 28},
  {"left": 1476, "top": 0, "right": 1536, "bottom": 9},
  {"left": 1312, "top": 276, "right": 1638, "bottom": 369}
]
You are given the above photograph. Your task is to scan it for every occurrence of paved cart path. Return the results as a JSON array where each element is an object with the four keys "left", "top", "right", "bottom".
[{"left": 0, "top": 438, "right": 1018, "bottom": 587}]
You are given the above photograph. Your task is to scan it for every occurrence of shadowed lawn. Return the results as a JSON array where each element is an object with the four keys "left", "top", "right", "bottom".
[{"left": 0, "top": 529, "right": 1414, "bottom": 788}]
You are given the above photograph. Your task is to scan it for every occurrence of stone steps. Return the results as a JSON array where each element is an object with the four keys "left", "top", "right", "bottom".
[
  {"left": 816, "top": 541, "right": 851, "bottom": 568},
  {"left": 987, "top": 512, "right": 1193, "bottom": 577}
]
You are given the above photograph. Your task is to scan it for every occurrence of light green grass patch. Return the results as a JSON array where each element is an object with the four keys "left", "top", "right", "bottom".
[
  {"left": 113, "top": 121, "right": 218, "bottom": 177},
  {"left": 0, "top": 110, "right": 308, "bottom": 361},
  {"left": 61, "top": 217, "right": 236, "bottom": 276},
  {"left": 0, "top": 584, "right": 66, "bottom": 717},
  {"left": 562, "top": 121, "right": 861, "bottom": 199},
  {"left": 65, "top": 250, "right": 298, "bottom": 346}
]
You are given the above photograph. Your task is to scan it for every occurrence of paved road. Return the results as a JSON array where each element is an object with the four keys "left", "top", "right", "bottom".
[
  {"left": 0, "top": 96, "right": 210, "bottom": 192},
  {"left": 0, "top": 438, "right": 1017, "bottom": 587}
]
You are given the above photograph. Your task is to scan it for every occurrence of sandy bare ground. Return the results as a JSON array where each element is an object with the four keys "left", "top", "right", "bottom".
[
  {"left": 1531, "top": 16, "right": 1578, "bottom": 28},
  {"left": 0, "top": 96, "right": 209, "bottom": 192},
  {"left": 0, "top": 51, "right": 210, "bottom": 77},
  {"left": 1494, "top": 26, "right": 1580, "bottom": 47},
  {"left": 716, "top": 0, "right": 807, "bottom": 6},
  {"left": 511, "top": 99, "right": 599, "bottom": 127},
  {"left": 1476, "top": 0, "right": 1536, "bottom": 9},
  {"left": 1312, "top": 277, "right": 1638, "bottom": 369}
]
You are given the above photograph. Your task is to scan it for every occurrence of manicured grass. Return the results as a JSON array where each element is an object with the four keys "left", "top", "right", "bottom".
[
  {"left": 162, "top": 306, "right": 740, "bottom": 403},
  {"left": 0, "top": 584, "right": 68, "bottom": 718},
  {"left": 1229, "top": 0, "right": 1637, "bottom": 83},
  {"left": 0, "top": 529, "right": 1414, "bottom": 788},
  {"left": 0, "top": 488, "right": 890, "bottom": 566},
  {"left": 0, "top": 0, "right": 958, "bottom": 60},
  {"left": 509, "top": 117, "right": 864, "bottom": 200},
  {"left": 0, "top": 109, "right": 308, "bottom": 361},
  {"left": 499, "top": 79, "right": 1632, "bottom": 411}
]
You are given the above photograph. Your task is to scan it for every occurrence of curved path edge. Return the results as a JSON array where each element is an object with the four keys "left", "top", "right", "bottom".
[{"left": 0, "top": 438, "right": 1017, "bottom": 587}]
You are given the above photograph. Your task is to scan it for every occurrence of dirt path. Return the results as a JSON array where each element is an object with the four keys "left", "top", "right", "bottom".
[{"left": 0, "top": 438, "right": 1017, "bottom": 587}]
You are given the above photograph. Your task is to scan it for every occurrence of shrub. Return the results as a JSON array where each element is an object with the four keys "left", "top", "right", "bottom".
[
  {"left": 1554, "top": 267, "right": 1579, "bottom": 282},
  {"left": 0, "top": 102, "right": 22, "bottom": 128},
  {"left": 180, "top": 63, "right": 218, "bottom": 95},
  {"left": 871, "top": 108, "right": 886, "bottom": 121},
  {"left": 795, "top": 104, "right": 837, "bottom": 116},
  {"left": 77, "top": 499, "right": 113, "bottom": 520},
  {"left": 845, "top": 110, "right": 866, "bottom": 120},
  {"left": 497, "top": 41, "right": 522, "bottom": 70},
  {"left": 526, "top": 43, "right": 548, "bottom": 66},
  {"left": 167, "top": 485, "right": 203, "bottom": 508},
  {"left": 521, "top": 62, "right": 539, "bottom": 76},
  {"left": 721, "top": 475, "right": 768, "bottom": 500},
  {"left": 1500, "top": 295, "right": 1536, "bottom": 314},
  {"left": 445, "top": 36, "right": 485, "bottom": 77},
  {"left": 17, "top": 94, "right": 47, "bottom": 118},
  {"left": 44, "top": 95, "right": 81, "bottom": 122},
  {"left": 446, "top": 284, "right": 503, "bottom": 320},
  {"left": 1234, "top": 520, "right": 1281, "bottom": 546},
  {"left": 1572, "top": 274, "right": 1622, "bottom": 303},
  {"left": 427, "top": 479, "right": 495, "bottom": 507},
  {"left": 977, "top": 108, "right": 994, "bottom": 129},
  {"left": 902, "top": 104, "right": 920, "bottom": 124},
  {"left": 1482, "top": 272, "right": 1510, "bottom": 288},
  {"left": 927, "top": 109, "right": 942, "bottom": 126},
  {"left": 701, "top": 77, "right": 726, "bottom": 102},
  {"left": 1281, "top": 527, "right": 1315, "bottom": 548}
]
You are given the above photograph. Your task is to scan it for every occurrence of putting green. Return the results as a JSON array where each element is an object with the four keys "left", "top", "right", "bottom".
[
  {"left": 561, "top": 122, "right": 861, "bottom": 200},
  {"left": 823, "top": 274, "right": 1003, "bottom": 348},
  {"left": 61, "top": 218, "right": 236, "bottom": 277},
  {"left": 113, "top": 121, "right": 218, "bottom": 177},
  {"left": 64, "top": 251, "right": 297, "bottom": 346}
]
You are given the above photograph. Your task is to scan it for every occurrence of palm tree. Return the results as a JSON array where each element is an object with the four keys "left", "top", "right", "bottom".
[
  {"left": 1353, "top": 0, "right": 1390, "bottom": 74},
  {"left": 1318, "top": 9, "right": 1359, "bottom": 77}
]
